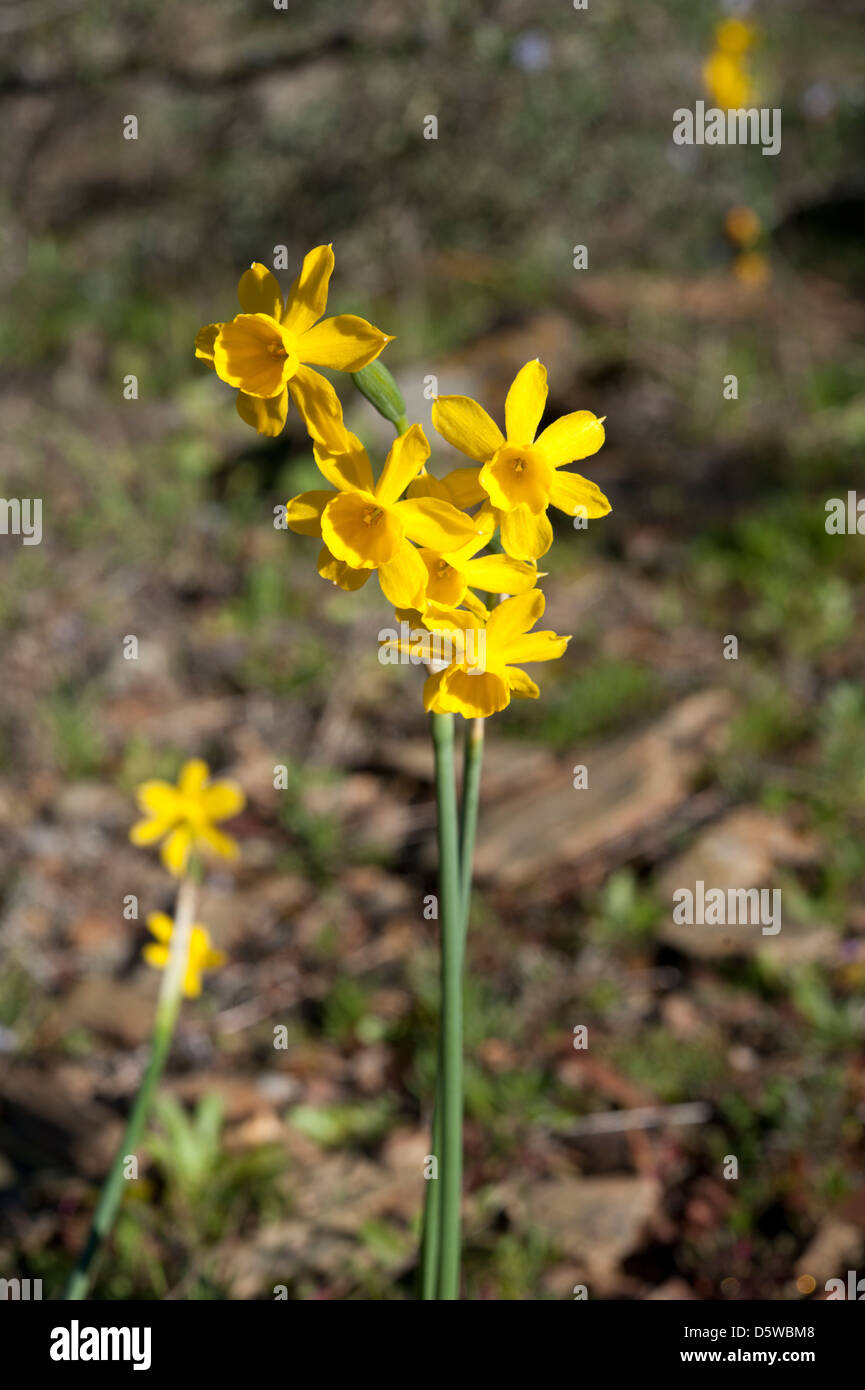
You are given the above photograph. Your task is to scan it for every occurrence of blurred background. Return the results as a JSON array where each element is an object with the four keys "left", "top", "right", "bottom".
[{"left": 1, "top": 0, "right": 864, "bottom": 1300}]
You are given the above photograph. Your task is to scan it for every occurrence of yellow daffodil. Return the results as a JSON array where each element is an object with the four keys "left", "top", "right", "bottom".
[
  {"left": 143, "top": 912, "right": 226, "bottom": 998},
  {"left": 416, "top": 505, "right": 540, "bottom": 613},
  {"left": 195, "top": 246, "right": 392, "bottom": 448},
  {"left": 431, "top": 360, "right": 609, "bottom": 562},
  {"left": 285, "top": 423, "right": 482, "bottom": 609},
  {"left": 385, "top": 589, "right": 571, "bottom": 719},
  {"left": 130, "top": 758, "right": 245, "bottom": 877}
]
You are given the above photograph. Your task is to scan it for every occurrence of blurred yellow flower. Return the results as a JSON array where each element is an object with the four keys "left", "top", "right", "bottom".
[
  {"left": 714, "top": 18, "right": 755, "bottom": 57},
  {"left": 286, "top": 423, "right": 482, "bottom": 609},
  {"left": 195, "top": 247, "right": 392, "bottom": 448},
  {"left": 143, "top": 912, "right": 226, "bottom": 998},
  {"left": 431, "top": 360, "right": 609, "bottom": 562},
  {"left": 130, "top": 758, "right": 245, "bottom": 877},
  {"left": 725, "top": 205, "right": 762, "bottom": 248},
  {"left": 733, "top": 250, "right": 771, "bottom": 288},
  {"left": 703, "top": 49, "right": 751, "bottom": 109},
  {"left": 418, "top": 590, "right": 571, "bottom": 719}
]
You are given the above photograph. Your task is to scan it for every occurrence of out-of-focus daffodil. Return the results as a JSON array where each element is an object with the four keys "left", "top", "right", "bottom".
[
  {"left": 143, "top": 912, "right": 226, "bottom": 998},
  {"left": 285, "top": 423, "right": 482, "bottom": 609},
  {"left": 733, "top": 250, "right": 771, "bottom": 288},
  {"left": 725, "top": 205, "right": 762, "bottom": 248},
  {"left": 130, "top": 759, "right": 245, "bottom": 877},
  {"left": 195, "top": 246, "right": 392, "bottom": 447},
  {"left": 431, "top": 360, "right": 609, "bottom": 562},
  {"left": 703, "top": 49, "right": 751, "bottom": 108},
  {"left": 714, "top": 18, "right": 755, "bottom": 57}
]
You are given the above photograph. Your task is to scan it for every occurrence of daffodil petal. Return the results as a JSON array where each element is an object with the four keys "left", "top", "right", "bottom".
[
  {"left": 313, "top": 433, "right": 375, "bottom": 493},
  {"left": 487, "top": 590, "right": 545, "bottom": 645},
  {"left": 236, "top": 388, "right": 288, "bottom": 437},
  {"left": 286, "top": 490, "right": 332, "bottom": 536},
  {"left": 135, "top": 780, "right": 179, "bottom": 818},
  {"left": 143, "top": 943, "right": 170, "bottom": 970},
  {"left": 440, "top": 466, "right": 487, "bottom": 508},
  {"left": 423, "top": 668, "right": 447, "bottom": 712},
  {"left": 200, "top": 781, "right": 245, "bottom": 822},
  {"left": 281, "top": 245, "right": 334, "bottom": 336},
  {"left": 161, "top": 825, "right": 192, "bottom": 877},
  {"left": 146, "top": 912, "right": 174, "bottom": 942},
  {"left": 130, "top": 815, "right": 174, "bottom": 846},
  {"left": 406, "top": 472, "right": 452, "bottom": 502},
  {"left": 392, "top": 497, "right": 481, "bottom": 552},
  {"left": 317, "top": 547, "right": 371, "bottom": 591},
  {"left": 378, "top": 541, "right": 429, "bottom": 609},
  {"left": 548, "top": 471, "right": 611, "bottom": 519},
  {"left": 505, "top": 666, "right": 540, "bottom": 699},
  {"left": 179, "top": 759, "right": 209, "bottom": 797},
  {"left": 298, "top": 314, "right": 391, "bottom": 372},
  {"left": 198, "top": 824, "right": 239, "bottom": 861},
  {"left": 288, "top": 365, "right": 346, "bottom": 451},
  {"left": 238, "top": 263, "right": 284, "bottom": 318},
  {"left": 432, "top": 395, "right": 504, "bottom": 462},
  {"left": 194, "top": 322, "right": 222, "bottom": 367},
  {"left": 499, "top": 505, "right": 553, "bottom": 561},
  {"left": 499, "top": 632, "right": 571, "bottom": 664},
  {"left": 535, "top": 411, "right": 605, "bottom": 466},
  {"left": 463, "top": 552, "right": 539, "bottom": 594},
  {"left": 375, "top": 424, "right": 430, "bottom": 506},
  {"left": 182, "top": 966, "right": 203, "bottom": 999},
  {"left": 505, "top": 360, "right": 548, "bottom": 444}
]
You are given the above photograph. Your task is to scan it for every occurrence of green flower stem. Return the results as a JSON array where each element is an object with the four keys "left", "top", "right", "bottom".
[
  {"left": 419, "top": 1061, "right": 443, "bottom": 1299},
  {"left": 458, "top": 718, "right": 485, "bottom": 942},
  {"left": 64, "top": 872, "right": 199, "bottom": 1300},
  {"left": 430, "top": 709, "right": 463, "bottom": 1299}
]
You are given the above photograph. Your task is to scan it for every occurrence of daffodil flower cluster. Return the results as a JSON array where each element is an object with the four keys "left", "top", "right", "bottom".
[{"left": 197, "top": 248, "right": 612, "bottom": 718}]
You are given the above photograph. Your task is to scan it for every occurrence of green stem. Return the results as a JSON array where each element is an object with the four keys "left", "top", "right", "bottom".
[
  {"left": 419, "top": 1064, "right": 443, "bottom": 1299},
  {"left": 430, "top": 710, "right": 463, "bottom": 1300},
  {"left": 64, "top": 873, "right": 199, "bottom": 1300},
  {"left": 458, "top": 718, "right": 485, "bottom": 946}
]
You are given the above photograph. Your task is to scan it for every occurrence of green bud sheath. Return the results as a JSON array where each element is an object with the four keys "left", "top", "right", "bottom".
[{"left": 352, "top": 359, "right": 407, "bottom": 428}]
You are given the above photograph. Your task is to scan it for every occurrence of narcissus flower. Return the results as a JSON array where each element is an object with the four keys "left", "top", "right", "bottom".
[
  {"left": 416, "top": 505, "right": 540, "bottom": 615},
  {"left": 143, "top": 912, "right": 226, "bottom": 998},
  {"left": 195, "top": 246, "right": 391, "bottom": 447},
  {"left": 130, "top": 759, "right": 245, "bottom": 877},
  {"left": 431, "top": 360, "right": 609, "bottom": 562},
  {"left": 387, "top": 589, "right": 571, "bottom": 719},
  {"left": 285, "top": 423, "right": 482, "bottom": 609}
]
